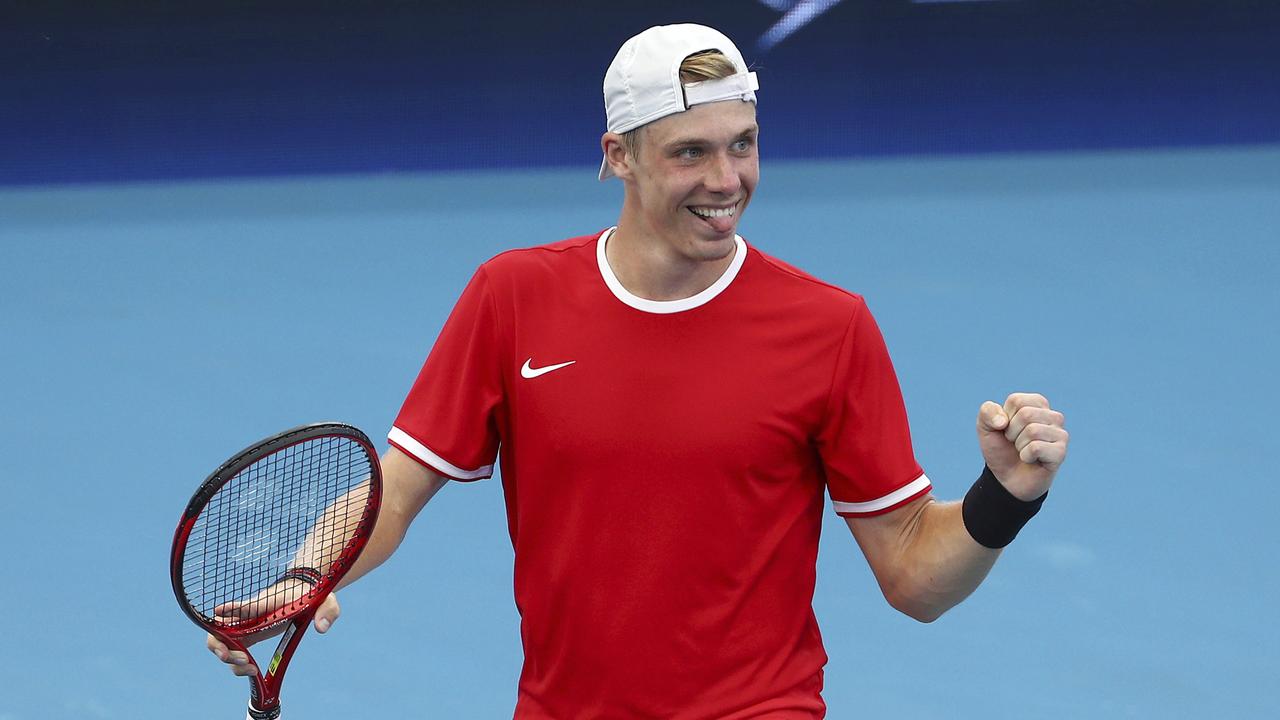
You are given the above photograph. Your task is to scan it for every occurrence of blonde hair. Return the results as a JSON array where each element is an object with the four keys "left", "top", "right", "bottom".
[{"left": 621, "top": 50, "right": 740, "bottom": 158}]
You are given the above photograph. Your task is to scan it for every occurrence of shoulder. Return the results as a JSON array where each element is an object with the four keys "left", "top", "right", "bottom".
[
  {"left": 742, "top": 242, "right": 868, "bottom": 321},
  {"left": 476, "top": 230, "right": 602, "bottom": 282}
]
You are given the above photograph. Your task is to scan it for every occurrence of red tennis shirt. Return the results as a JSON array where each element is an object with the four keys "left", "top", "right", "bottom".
[{"left": 390, "top": 228, "right": 929, "bottom": 719}]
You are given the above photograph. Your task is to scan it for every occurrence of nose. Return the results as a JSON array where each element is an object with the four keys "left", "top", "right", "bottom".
[{"left": 703, "top": 151, "right": 741, "bottom": 195}]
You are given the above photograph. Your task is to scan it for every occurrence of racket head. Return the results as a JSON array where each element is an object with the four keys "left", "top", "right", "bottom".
[{"left": 170, "top": 422, "right": 382, "bottom": 639}]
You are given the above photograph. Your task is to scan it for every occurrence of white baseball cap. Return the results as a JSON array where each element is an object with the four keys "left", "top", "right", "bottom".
[{"left": 599, "top": 23, "right": 760, "bottom": 180}]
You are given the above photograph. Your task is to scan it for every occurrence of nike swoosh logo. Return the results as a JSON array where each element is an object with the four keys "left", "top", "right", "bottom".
[{"left": 521, "top": 359, "right": 576, "bottom": 379}]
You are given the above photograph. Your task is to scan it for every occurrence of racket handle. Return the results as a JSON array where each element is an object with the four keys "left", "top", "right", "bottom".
[{"left": 247, "top": 704, "right": 280, "bottom": 720}]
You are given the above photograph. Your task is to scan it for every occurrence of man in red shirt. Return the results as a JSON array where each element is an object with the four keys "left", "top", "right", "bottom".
[{"left": 209, "top": 24, "right": 1069, "bottom": 718}]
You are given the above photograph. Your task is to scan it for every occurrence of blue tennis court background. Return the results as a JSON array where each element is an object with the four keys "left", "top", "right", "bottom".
[{"left": 2, "top": 2, "right": 1277, "bottom": 718}]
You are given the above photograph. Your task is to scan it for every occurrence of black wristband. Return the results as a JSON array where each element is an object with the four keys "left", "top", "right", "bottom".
[
  {"left": 278, "top": 566, "right": 323, "bottom": 586},
  {"left": 961, "top": 466, "right": 1047, "bottom": 549}
]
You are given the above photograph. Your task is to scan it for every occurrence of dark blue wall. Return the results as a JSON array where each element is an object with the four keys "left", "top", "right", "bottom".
[{"left": 4, "top": 1, "right": 1278, "bottom": 186}]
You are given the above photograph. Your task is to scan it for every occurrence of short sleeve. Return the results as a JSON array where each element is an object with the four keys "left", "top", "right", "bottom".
[
  {"left": 816, "top": 301, "right": 930, "bottom": 517},
  {"left": 389, "top": 266, "right": 504, "bottom": 481}
]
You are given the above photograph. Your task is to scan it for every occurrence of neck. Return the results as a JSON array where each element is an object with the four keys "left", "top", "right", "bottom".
[{"left": 606, "top": 211, "right": 737, "bottom": 302}]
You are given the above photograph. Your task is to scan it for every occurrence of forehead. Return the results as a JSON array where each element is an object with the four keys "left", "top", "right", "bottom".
[{"left": 644, "top": 101, "right": 758, "bottom": 146}]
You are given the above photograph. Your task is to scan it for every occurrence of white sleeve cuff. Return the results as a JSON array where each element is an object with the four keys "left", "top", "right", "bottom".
[
  {"left": 832, "top": 474, "right": 931, "bottom": 515},
  {"left": 388, "top": 427, "right": 493, "bottom": 480}
]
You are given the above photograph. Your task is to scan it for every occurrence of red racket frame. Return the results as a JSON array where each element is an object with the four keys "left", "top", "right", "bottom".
[{"left": 170, "top": 423, "right": 382, "bottom": 719}]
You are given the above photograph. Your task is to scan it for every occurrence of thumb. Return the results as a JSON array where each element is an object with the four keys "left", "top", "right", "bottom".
[
  {"left": 314, "top": 592, "right": 341, "bottom": 634},
  {"left": 977, "top": 400, "right": 1008, "bottom": 434}
]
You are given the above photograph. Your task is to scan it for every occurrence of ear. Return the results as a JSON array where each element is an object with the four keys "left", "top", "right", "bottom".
[{"left": 601, "top": 132, "right": 634, "bottom": 180}]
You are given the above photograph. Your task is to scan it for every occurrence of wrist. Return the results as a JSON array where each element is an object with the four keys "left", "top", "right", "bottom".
[
  {"left": 961, "top": 465, "right": 1047, "bottom": 549},
  {"left": 277, "top": 566, "right": 323, "bottom": 587}
]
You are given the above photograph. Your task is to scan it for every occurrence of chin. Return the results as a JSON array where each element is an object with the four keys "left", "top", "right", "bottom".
[
  {"left": 684, "top": 215, "right": 739, "bottom": 241},
  {"left": 687, "top": 233, "right": 737, "bottom": 261}
]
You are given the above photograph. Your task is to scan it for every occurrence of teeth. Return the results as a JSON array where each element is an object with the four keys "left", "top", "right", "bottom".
[{"left": 691, "top": 206, "right": 735, "bottom": 218}]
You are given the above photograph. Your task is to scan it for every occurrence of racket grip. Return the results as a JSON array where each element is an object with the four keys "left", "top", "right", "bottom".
[{"left": 247, "top": 705, "right": 280, "bottom": 720}]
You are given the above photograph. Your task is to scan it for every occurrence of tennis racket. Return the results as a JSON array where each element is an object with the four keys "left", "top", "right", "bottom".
[{"left": 170, "top": 422, "right": 382, "bottom": 719}]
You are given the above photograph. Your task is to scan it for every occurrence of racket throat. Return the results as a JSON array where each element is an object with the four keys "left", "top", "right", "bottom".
[
  {"left": 247, "top": 615, "right": 311, "bottom": 720},
  {"left": 267, "top": 624, "right": 300, "bottom": 677}
]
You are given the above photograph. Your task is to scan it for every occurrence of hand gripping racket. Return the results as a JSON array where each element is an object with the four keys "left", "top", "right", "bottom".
[{"left": 171, "top": 423, "right": 382, "bottom": 719}]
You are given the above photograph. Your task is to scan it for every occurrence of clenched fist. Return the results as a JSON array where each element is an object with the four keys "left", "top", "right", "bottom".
[{"left": 977, "top": 393, "right": 1069, "bottom": 501}]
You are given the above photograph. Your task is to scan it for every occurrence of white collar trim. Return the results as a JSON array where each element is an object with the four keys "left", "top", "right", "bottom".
[{"left": 596, "top": 227, "right": 747, "bottom": 314}]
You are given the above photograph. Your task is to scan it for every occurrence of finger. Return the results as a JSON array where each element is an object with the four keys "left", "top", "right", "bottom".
[
  {"left": 225, "top": 649, "right": 252, "bottom": 666},
  {"left": 1005, "top": 406, "right": 1065, "bottom": 443},
  {"left": 208, "top": 645, "right": 258, "bottom": 676},
  {"left": 1003, "top": 392, "right": 1050, "bottom": 419},
  {"left": 977, "top": 401, "right": 1008, "bottom": 432},
  {"left": 315, "top": 593, "right": 341, "bottom": 634},
  {"left": 1018, "top": 439, "right": 1067, "bottom": 467},
  {"left": 1013, "top": 423, "right": 1069, "bottom": 454},
  {"left": 206, "top": 634, "right": 229, "bottom": 661},
  {"left": 213, "top": 600, "right": 253, "bottom": 620},
  {"left": 214, "top": 590, "right": 283, "bottom": 623},
  {"left": 206, "top": 632, "right": 252, "bottom": 664}
]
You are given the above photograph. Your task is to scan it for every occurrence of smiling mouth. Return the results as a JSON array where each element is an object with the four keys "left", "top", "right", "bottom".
[
  {"left": 686, "top": 202, "right": 740, "bottom": 235},
  {"left": 687, "top": 204, "right": 737, "bottom": 219}
]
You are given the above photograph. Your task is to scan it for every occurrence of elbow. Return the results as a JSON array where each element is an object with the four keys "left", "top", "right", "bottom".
[
  {"left": 893, "top": 599, "right": 945, "bottom": 624},
  {"left": 886, "top": 591, "right": 945, "bottom": 623},
  {"left": 882, "top": 573, "right": 952, "bottom": 624}
]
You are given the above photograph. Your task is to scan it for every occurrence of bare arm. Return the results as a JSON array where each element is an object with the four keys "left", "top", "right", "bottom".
[
  {"left": 846, "top": 393, "right": 1068, "bottom": 623},
  {"left": 279, "top": 445, "right": 447, "bottom": 588},
  {"left": 846, "top": 496, "right": 998, "bottom": 623},
  {"left": 335, "top": 446, "right": 449, "bottom": 589}
]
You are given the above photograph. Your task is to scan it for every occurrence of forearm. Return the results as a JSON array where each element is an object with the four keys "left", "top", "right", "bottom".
[
  {"left": 336, "top": 451, "right": 449, "bottom": 589},
  {"left": 884, "top": 498, "right": 1001, "bottom": 622},
  {"left": 287, "top": 448, "right": 448, "bottom": 591},
  {"left": 335, "top": 482, "right": 436, "bottom": 589}
]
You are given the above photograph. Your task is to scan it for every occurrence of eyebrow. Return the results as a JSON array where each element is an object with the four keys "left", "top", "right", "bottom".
[{"left": 664, "top": 124, "right": 759, "bottom": 149}]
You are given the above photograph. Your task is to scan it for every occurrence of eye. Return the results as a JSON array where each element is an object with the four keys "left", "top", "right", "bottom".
[
  {"left": 678, "top": 147, "right": 703, "bottom": 160},
  {"left": 732, "top": 138, "right": 754, "bottom": 153}
]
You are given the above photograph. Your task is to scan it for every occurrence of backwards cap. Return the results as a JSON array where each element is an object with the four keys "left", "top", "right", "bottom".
[{"left": 600, "top": 24, "right": 759, "bottom": 180}]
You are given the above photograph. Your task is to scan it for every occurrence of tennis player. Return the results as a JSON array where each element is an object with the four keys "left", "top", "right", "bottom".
[{"left": 209, "top": 23, "right": 1069, "bottom": 718}]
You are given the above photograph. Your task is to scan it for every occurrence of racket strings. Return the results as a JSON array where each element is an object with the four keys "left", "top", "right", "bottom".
[{"left": 182, "top": 436, "right": 374, "bottom": 626}]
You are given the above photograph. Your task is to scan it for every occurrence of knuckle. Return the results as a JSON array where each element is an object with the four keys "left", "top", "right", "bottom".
[
  {"left": 1034, "top": 424, "right": 1056, "bottom": 441},
  {"left": 1023, "top": 407, "right": 1059, "bottom": 427},
  {"left": 1010, "top": 392, "right": 1049, "bottom": 409}
]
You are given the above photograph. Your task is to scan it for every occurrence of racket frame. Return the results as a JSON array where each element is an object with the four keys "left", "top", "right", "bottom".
[{"left": 170, "top": 422, "right": 383, "bottom": 719}]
